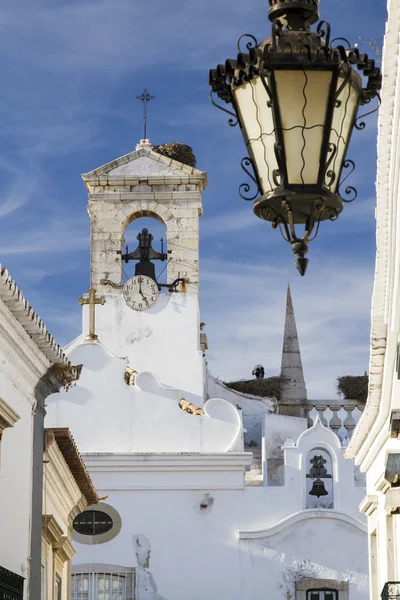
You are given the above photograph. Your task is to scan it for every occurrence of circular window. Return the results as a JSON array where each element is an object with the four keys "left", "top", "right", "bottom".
[
  {"left": 72, "top": 503, "right": 121, "bottom": 546},
  {"left": 73, "top": 510, "right": 113, "bottom": 536}
]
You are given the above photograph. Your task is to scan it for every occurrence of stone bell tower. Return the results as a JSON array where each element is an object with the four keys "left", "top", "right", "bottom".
[
  {"left": 82, "top": 139, "right": 207, "bottom": 295},
  {"left": 78, "top": 140, "right": 207, "bottom": 402}
]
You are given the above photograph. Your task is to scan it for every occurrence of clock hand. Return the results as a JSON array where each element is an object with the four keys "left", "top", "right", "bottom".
[{"left": 138, "top": 282, "right": 149, "bottom": 305}]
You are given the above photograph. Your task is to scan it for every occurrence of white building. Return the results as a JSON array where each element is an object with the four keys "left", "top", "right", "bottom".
[
  {"left": 46, "top": 139, "right": 369, "bottom": 600},
  {"left": 42, "top": 427, "right": 99, "bottom": 600},
  {"left": 0, "top": 267, "right": 93, "bottom": 600},
  {"left": 346, "top": 1, "right": 400, "bottom": 598}
]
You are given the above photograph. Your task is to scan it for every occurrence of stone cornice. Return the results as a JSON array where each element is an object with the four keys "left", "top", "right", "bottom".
[
  {"left": 0, "top": 267, "right": 81, "bottom": 391},
  {"left": 82, "top": 452, "right": 252, "bottom": 490},
  {"left": 88, "top": 191, "right": 203, "bottom": 204},
  {"left": 53, "top": 537, "right": 75, "bottom": 563},
  {"left": 359, "top": 494, "right": 379, "bottom": 516},
  {"left": 385, "top": 488, "right": 400, "bottom": 513},
  {"left": 42, "top": 515, "right": 63, "bottom": 545},
  {"left": 83, "top": 452, "right": 252, "bottom": 471},
  {"left": 46, "top": 429, "right": 98, "bottom": 506},
  {"left": 0, "top": 397, "right": 19, "bottom": 433},
  {"left": 82, "top": 148, "right": 207, "bottom": 191},
  {"left": 0, "top": 267, "right": 69, "bottom": 365},
  {"left": 347, "top": 0, "right": 399, "bottom": 463}
]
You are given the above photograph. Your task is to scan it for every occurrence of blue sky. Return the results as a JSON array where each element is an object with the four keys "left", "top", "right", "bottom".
[{"left": 0, "top": 0, "right": 387, "bottom": 398}]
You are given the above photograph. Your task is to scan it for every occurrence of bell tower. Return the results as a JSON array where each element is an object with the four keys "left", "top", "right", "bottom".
[
  {"left": 78, "top": 140, "right": 208, "bottom": 403},
  {"left": 82, "top": 139, "right": 207, "bottom": 295}
]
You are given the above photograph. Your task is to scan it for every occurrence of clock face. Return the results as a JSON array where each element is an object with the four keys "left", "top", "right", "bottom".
[{"left": 123, "top": 276, "right": 159, "bottom": 311}]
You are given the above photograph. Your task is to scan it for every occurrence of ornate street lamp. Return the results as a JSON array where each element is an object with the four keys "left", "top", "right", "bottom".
[{"left": 209, "top": 0, "right": 381, "bottom": 275}]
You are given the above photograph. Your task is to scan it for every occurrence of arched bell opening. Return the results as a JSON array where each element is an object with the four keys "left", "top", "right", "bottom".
[
  {"left": 121, "top": 212, "right": 168, "bottom": 286},
  {"left": 305, "top": 448, "right": 334, "bottom": 510}
]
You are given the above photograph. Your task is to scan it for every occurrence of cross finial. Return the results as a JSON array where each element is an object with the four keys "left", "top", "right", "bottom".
[
  {"left": 135, "top": 88, "right": 156, "bottom": 140},
  {"left": 78, "top": 287, "right": 106, "bottom": 341}
]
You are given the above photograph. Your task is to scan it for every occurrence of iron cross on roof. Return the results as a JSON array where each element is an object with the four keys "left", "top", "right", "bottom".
[{"left": 135, "top": 88, "right": 156, "bottom": 140}]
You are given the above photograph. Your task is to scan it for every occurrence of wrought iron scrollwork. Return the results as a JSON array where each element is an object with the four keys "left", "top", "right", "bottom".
[
  {"left": 337, "top": 159, "right": 357, "bottom": 202},
  {"left": 342, "top": 186, "right": 357, "bottom": 203},
  {"left": 324, "top": 143, "right": 337, "bottom": 187},
  {"left": 330, "top": 37, "right": 351, "bottom": 50},
  {"left": 305, "top": 198, "right": 326, "bottom": 242},
  {"left": 239, "top": 157, "right": 261, "bottom": 201},
  {"left": 237, "top": 34, "right": 258, "bottom": 53},
  {"left": 316, "top": 20, "right": 331, "bottom": 48},
  {"left": 355, "top": 93, "right": 381, "bottom": 130},
  {"left": 339, "top": 159, "right": 355, "bottom": 187},
  {"left": 329, "top": 209, "right": 340, "bottom": 221},
  {"left": 209, "top": 91, "right": 238, "bottom": 127}
]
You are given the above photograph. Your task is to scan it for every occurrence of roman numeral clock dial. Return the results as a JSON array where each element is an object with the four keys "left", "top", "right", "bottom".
[{"left": 123, "top": 276, "right": 159, "bottom": 311}]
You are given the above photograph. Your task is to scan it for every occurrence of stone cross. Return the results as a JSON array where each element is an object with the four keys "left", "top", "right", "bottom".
[{"left": 78, "top": 288, "right": 106, "bottom": 341}]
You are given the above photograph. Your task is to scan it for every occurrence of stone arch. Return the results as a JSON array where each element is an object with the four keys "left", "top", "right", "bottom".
[
  {"left": 118, "top": 205, "right": 175, "bottom": 231},
  {"left": 121, "top": 208, "right": 170, "bottom": 283},
  {"left": 90, "top": 197, "right": 199, "bottom": 291}
]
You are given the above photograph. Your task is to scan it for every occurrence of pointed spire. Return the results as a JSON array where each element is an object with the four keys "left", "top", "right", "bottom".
[{"left": 279, "top": 284, "right": 307, "bottom": 416}]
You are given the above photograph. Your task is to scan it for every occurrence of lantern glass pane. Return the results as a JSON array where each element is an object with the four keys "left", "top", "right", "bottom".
[
  {"left": 233, "top": 77, "right": 278, "bottom": 195},
  {"left": 274, "top": 70, "right": 332, "bottom": 185},
  {"left": 326, "top": 73, "right": 360, "bottom": 192}
]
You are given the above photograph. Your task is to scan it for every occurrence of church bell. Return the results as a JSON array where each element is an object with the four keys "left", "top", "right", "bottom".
[{"left": 309, "top": 478, "right": 328, "bottom": 498}]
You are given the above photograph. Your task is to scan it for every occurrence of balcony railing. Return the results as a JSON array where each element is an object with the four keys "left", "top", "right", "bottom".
[
  {"left": 382, "top": 582, "right": 400, "bottom": 599},
  {"left": 0, "top": 566, "right": 24, "bottom": 600}
]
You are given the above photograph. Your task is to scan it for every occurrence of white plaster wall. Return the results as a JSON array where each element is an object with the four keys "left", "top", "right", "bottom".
[
  {"left": 264, "top": 413, "right": 307, "bottom": 459},
  {"left": 0, "top": 346, "right": 34, "bottom": 593},
  {"left": 206, "top": 372, "right": 274, "bottom": 447},
  {"left": 73, "top": 292, "right": 204, "bottom": 404},
  {"left": 363, "top": 436, "right": 400, "bottom": 593},
  {"left": 46, "top": 340, "right": 368, "bottom": 599},
  {"left": 71, "top": 468, "right": 369, "bottom": 600},
  {"left": 46, "top": 342, "right": 242, "bottom": 454}
]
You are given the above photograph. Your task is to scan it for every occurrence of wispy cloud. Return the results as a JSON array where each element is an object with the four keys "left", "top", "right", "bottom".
[
  {"left": 0, "top": 0, "right": 386, "bottom": 401},
  {"left": 0, "top": 215, "right": 88, "bottom": 255},
  {"left": 202, "top": 255, "right": 373, "bottom": 399}
]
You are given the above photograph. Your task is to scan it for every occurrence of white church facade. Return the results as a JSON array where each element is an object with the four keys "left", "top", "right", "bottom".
[{"left": 46, "top": 139, "right": 369, "bottom": 600}]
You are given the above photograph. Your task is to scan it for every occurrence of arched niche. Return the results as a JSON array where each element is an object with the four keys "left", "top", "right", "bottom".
[
  {"left": 306, "top": 448, "right": 334, "bottom": 509},
  {"left": 122, "top": 211, "right": 168, "bottom": 284}
]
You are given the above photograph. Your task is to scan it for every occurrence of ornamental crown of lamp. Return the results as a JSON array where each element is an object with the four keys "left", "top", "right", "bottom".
[{"left": 209, "top": 0, "right": 381, "bottom": 275}]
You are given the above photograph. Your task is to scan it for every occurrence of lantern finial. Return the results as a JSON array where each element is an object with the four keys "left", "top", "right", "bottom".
[
  {"left": 292, "top": 241, "right": 309, "bottom": 277},
  {"left": 268, "top": 0, "right": 320, "bottom": 29}
]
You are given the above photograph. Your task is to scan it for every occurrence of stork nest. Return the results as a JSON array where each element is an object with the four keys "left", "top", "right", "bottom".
[
  {"left": 336, "top": 375, "right": 368, "bottom": 403},
  {"left": 225, "top": 376, "right": 281, "bottom": 400},
  {"left": 153, "top": 142, "right": 196, "bottom": 168}
]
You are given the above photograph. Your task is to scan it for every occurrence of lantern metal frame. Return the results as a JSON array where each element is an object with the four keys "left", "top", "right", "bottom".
[{"left": 209, "top": 0, "right": 382, "bottom": 274}]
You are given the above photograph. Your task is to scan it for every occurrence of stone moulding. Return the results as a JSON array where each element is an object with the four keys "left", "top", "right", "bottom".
[
  {"left": 83, "top": 452, "right": 252, "bottom": 471},
  {"left": 0, "top": 266, "right": 77, "bottom": 373},
  {"left": 359, "top": 494, "right": 379, "bottom": 516},
  {"left": 42, "top": 514, "right": 64, "bottom": 545},
  {"left": 238, "top": 508, "right": 367, "bottom": 539},
  {"left": 0, "top": 397, "right": 19, "bottom": 434},
  {"left": 81, "top": 452, "right": 253, "bottom": 491},
  {"left": 82, "top": 148, "right": 208, "bottom": 191}
]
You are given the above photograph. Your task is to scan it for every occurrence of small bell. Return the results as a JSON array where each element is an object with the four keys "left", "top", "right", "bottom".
[{"left": 309, "top": 478, "right": 328, "bottom": 498}]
